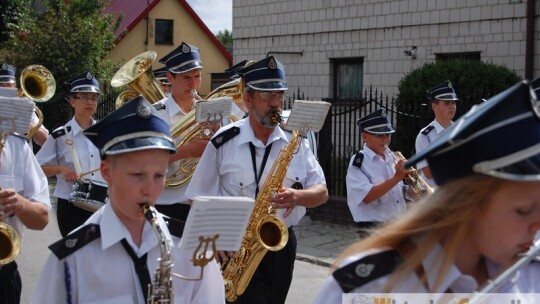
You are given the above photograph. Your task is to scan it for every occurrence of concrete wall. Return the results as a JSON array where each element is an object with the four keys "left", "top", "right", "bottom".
[{"left": 233, "top": 0, "right": 539, "bottom": 99}]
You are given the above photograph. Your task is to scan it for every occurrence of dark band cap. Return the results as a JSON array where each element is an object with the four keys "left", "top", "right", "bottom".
[
  {"left": 357, "top": 109, "right": 395, "bottom": 134},
  {"left": 65, "top": 71, "right": 100, "bottom": 93},
  {"left": 426, "top": 80, "right": 459, "bottom": 102},
  {"left": 158, "top": 42, "right": 203, "bottom": 74},
  {"left": 237, "top": 56, "right": 288, "bottom": 91}
]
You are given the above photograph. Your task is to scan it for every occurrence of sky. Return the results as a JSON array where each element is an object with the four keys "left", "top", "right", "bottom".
[{"left": 186, "top": 0, "right": 232, "bottom": 34}]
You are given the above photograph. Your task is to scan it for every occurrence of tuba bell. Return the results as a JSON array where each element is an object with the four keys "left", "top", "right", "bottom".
[
  {"left": 17, "top": 65, "right": 56, "bottom": 140},
  {"left": 110, "top": 51, "right": 166, "bottom": 105},
  {"left": 0, "top": 222, "right": 21, "bottom": 265}
]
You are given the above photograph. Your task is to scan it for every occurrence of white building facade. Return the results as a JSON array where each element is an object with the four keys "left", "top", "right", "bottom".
[{"left": 232, "top": 0, "right": 539, "bottom": 99}]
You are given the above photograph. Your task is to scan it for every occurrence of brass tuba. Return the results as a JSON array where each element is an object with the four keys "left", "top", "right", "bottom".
[
  {"left": 0, "top": 222, "right": 21, "bottom": 265},
  {"left": 110, "top": 51, "right": 166, "bottom": 105},
  {"left": 164, "top": 67, "right": 251, "bottom": 189},
  {"left": 18, "top": 65, "right": 56, "bottom": 139}
]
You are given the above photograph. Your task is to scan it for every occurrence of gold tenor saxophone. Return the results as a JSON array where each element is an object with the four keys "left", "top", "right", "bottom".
[
  {"left": 143, "top": 205, "right": 174, "bottom": 303},
  {"left": 222, "top": 114, "right": 301, "bottom": 302}
]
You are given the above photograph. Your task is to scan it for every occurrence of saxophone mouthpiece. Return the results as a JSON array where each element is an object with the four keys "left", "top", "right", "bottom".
[
  {"left": 271, "top": 111, "right": 283, "bottom": 124},
  {"left": 191, "top": 89, "right": 203, "bottom": 100}
]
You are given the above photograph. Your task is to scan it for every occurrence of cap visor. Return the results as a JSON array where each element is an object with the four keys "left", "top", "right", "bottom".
[
  {"left": 169, "top": 62, "right": 203, "bottom": 74},
  {"left": 478, "top": 154, "right": 540, "bottom": 181},
  {"left": 105, "top": 137, "right": 176, "bottom": 156},
  {"left": 364, "top": 126, "right": 395, "bottom": 134}
]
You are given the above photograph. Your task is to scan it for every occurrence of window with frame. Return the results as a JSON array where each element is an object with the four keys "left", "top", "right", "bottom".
[
  {"left": 333, "top": 58, "right": 364, "bottom": 100},
  {"left": 155, "top": 19, "right": 173, "bottom": 45}
]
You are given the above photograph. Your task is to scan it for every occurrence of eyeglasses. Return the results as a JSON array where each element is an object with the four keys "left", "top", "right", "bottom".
[
  {"left": 75, "top": 95, "right": 99, "bottom": 103},
  {"left": 255, "top": 91, "right": 287, "bottom": 101}
]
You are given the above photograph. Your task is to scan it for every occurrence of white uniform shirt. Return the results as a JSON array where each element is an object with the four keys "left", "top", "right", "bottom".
[
  {"left": 313, "top": 243, "right": 540, "bottom": 304},
  {"left": 35, "top": 117, "right": 103, "bottom": 200},
  {"left": 346, "top": 145, "right": 407, "bottom": 223},
  {"left": 185, "top": 118, "right": 326, "bottom": 228},
  {"left": 415, "top": 120, "right": 452, "bottom": 187},
  {"left": 154, "top": 95, "right": 196, "bottom": 205},
  {"left": 30, "top": 203, "right": 225, "bottom": 304},
  {"left": 0, "top": 135, "right": 51, "bottom": 241}
]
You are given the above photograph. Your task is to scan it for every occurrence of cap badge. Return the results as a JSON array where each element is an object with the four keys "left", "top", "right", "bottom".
[
  {"left": 1, "top": 63, "right": 7, "bottom": 71},
  {"left": 268, "top": 57, "right": 277, "bottom": 70},
  {"left": 181, "top": 43, "right": 191, "bottom": 54},
  {"left": 86, "top": 72, "right": 93, "bottom": 80},
  {"left": 530, "top": 87, "right": 540, "bottom": 119},
  {"left": 137, "top": 102, "right": 152, "bottom": 119},
  {"left": 381, "top": 111, "right": 387, "bottom": 118},
  {"left": 448, "top": 82, "right": 453, "bottom": 89}
]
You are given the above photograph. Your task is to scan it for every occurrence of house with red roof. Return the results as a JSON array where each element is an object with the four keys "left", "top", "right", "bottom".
[{"left": 104, "top": 0, "right": 232, "bottom": 95}]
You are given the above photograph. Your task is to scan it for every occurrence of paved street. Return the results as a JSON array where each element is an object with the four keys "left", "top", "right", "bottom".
[{"left": 18, "top": 201, "right": 358, "bottom": 303}]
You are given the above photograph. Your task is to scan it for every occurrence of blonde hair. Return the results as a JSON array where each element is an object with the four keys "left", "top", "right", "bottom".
[{"left": 336, "top": 174, "right": 504, "bottom": 292}]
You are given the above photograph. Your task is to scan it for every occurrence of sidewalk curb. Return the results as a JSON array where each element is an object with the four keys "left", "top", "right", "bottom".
[{"left": 296, "top": 253, "right": 332, "bottom": 268}]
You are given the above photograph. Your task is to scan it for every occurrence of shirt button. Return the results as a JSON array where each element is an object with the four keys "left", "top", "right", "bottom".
[{"left": 239, "top": 183, "right": 243, "bottom": 187}]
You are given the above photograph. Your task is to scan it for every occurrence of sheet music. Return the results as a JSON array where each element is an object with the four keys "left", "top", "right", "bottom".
[
  {"left": 285, "top": 100, "right": 331, "bottom": 132},
  {"left": 0, "top": 87, "right": 18, "bottom": 98},
  {"left": 178, "top": 196, "right": 255, "bottom": 252},
  {"left": 195, "top": 97, "right": 233, "bottom": 124},
  {"left": 0, "top": 96, "right": 34, "bottom": 134}
]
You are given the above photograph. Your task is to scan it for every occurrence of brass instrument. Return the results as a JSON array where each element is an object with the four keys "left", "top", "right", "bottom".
[
  {"left": 17, "top": 65, "right": 56, "bottom": 139},
  {"left": 222, "top": 114, "right": 298, "bottom": 302},
  {"left": 468, "top": 238, "right": 540, "bottom": 304},
  {"left": 386, "top": 146, "right": 434, "bottom": 195},
  {"left": 164, "top": 80, "right": 244, "bottom": 189},
  {"left": 143, "top": 204, "right": 174, "bottom": 303},
  {"left": 110, "top": 51, "right": 166, "bottom": 105},
  {"left": 114, "top": 89, "right": 139, "bottom": 109},
  {"left": 0, "top": 222, "right": 21, "bottom": 265}
]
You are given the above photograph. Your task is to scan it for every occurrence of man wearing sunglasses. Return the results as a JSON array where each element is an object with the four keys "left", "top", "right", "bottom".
[{"left": 346, "top": 109, "right": 415, "bottom": 235}]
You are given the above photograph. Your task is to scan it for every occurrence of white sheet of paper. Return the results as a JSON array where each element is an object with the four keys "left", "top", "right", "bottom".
[
  {"left": 195, "top": 97, "right": 233, "bottom": 124},
  {"left": 178, "top": 196, "right": 255, "bottom": 252},
  {"left": 0, "top": 87, "right": 18, "bottom": 98},
  {"left": 285, "top": 100, "right": 331, "bottom": 132},
  {"left": 0, "top": 96, "right": 34, "bottom": 134}
]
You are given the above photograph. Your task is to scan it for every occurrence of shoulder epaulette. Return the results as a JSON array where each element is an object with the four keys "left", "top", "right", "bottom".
[
  {"left": 52, "top": 126, "right": 72, "bottom": 139},
  {"left": 48, "top": 224, "right": 101, "bottom": 260},
  {"left": 10, "top": 133, "right": 27, "bottom": 141},
  {"left": 421, "top": 125, "right": 435, "bottom": 136},
  {"left": 351, "top": 151, "right": 364, "bottom": 169},
  {"left": 164, "top": 216, "right": 185, "bottom": 238},
  {"left": 211, "top": 126, "right": 240, "bottom": 149},
  {"left": 332, "top": 250, "right": 402, "bottom": 293}
]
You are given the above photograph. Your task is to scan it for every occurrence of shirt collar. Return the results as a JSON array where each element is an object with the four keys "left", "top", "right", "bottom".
[
  {"left": 67, "top": 117, "right": 96, "bottom": 136},
  {"left": 432, "top": 119, "right": 453, "bottom": 134},
  {"left": 237, "top": 117, "right": 288, "bottom": 147},
  {"left": 99, "top": 203, "right": 160, "bottom": 256},
  {"left": 164, "top": 94, "right": 195, "bottom": 117},
  {"left": 362, "top": 144, "right": 392, "bottom": 161}
]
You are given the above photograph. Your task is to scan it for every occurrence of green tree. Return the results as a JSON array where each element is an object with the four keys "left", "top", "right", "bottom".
[
  {"left": 1, "top": 0, "right": 120, "bottom": 97},
  {"left": 216, "top": 29, "right": 232, "bottom": 53},
  {"left": 0, "top": 0, "right": 32, "bottom": 43}
]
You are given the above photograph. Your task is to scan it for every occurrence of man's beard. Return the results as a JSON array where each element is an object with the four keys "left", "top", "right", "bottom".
[{"left": 252, "top": 108, "right": 281, "bottom": 129}]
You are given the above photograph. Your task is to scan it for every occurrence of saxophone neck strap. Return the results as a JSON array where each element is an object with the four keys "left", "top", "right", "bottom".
[{"left": 249, "top": 142, "right": 273, "bottom": 197}]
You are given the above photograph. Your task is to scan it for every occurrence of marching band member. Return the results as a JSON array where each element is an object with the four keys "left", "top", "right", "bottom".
[
  {"left": 36, "top": 71, "right": 104, "bottom": 236},
  {"left": 153, "top": 42, "right": 215, "bottom": 222},
  {"left": 0, "top": 62, "right": 49, "bottom": 148},
  {"left": 186, "top": 56, "right": 328, "bottom": 304},
  {"left": 346, "top": 109, "right": 415, "bottom": 234},
  {"left": 0, "top": 97, "right": 50, "bottom": 303},
  {"left": 313, "top": 80, "right": 540, "bottom": 303},
  {"left": 415, "top": 80, "right": 458, "bottom": 188},
  {"left": 153, "top": 66, "right": 172, "bottom": 95},
  {"left": 30, "top": 97, "right": 224, "bottom": 304}
]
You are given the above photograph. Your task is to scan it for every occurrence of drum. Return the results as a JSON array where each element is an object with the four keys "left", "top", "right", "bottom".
[{"left": 69, "top": 179, "right": 108, "bottom": 212}]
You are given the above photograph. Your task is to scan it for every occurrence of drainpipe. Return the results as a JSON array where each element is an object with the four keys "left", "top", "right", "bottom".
[{"left": 525, "top": 0, "right": 535, "bottom": 80}]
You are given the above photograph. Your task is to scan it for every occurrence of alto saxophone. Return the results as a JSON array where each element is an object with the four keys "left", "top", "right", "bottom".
[
  {"left": 143, "top": 204, "right": 175, "bottom": 304},
  {"left": 221, "top": 115, "right": 301, "bottom": 302}
]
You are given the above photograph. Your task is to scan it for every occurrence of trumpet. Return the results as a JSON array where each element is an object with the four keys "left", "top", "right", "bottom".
[{"left": 385, "top": 146, "right": 434, "bottom": 196}]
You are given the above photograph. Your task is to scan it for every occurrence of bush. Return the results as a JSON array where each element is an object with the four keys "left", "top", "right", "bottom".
[{"left": 393, "top": 60, "right": 521, "bottom": 156}]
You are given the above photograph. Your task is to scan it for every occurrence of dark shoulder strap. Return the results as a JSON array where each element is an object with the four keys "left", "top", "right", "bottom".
[
  {"left": 421, "top": 125, "right": 435, "bottom": 136},
  {"left": 332, "top": 250, "right": 402, "bottom": 293},
  {"left": 211, "top": 126, "right": 240, "bottom": 149},
  {"left": 52, "top": 126, "right": 72, "bottom": 139},
  {"left": 48, "top": 224, "right": 101, "bottom": 260},
  {"left": 351, "top": 151, "right": 364, "bottom": 169},
  {"left": 163, "top": 216, "right": 185, "bottom": 238}
]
